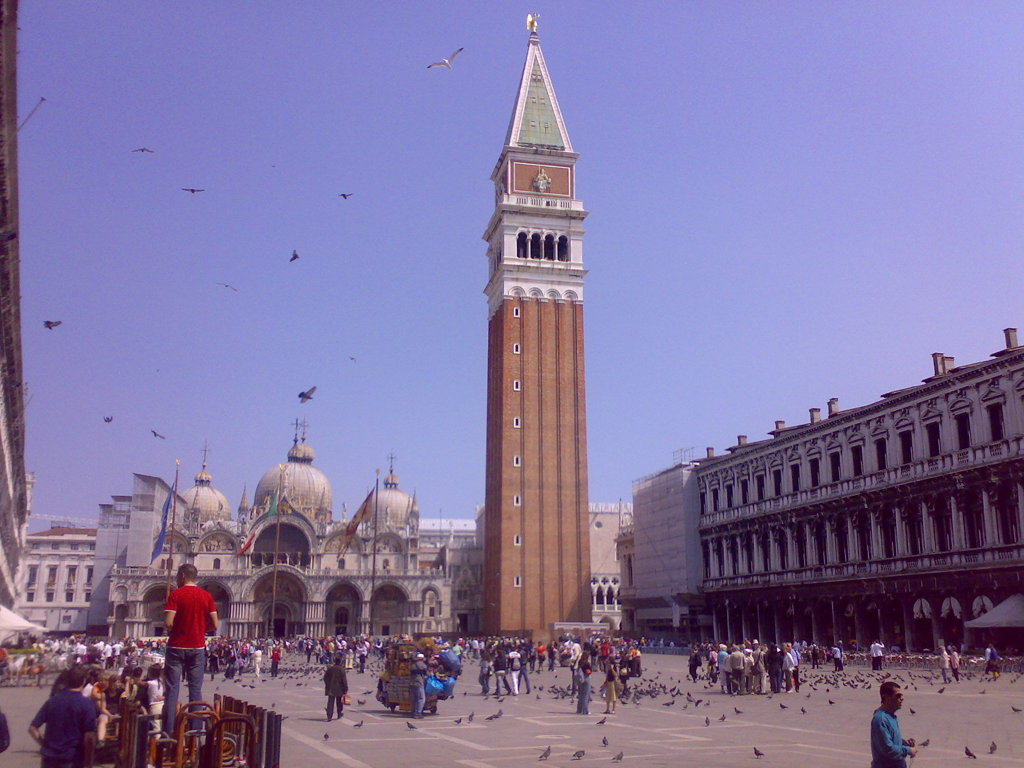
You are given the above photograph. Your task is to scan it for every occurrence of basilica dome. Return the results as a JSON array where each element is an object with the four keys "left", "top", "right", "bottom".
[
  {"left": 180, "top": 467, "right": 232, "bottom": 525},
  {"left": 254, "top": 438, "right": 333, "bottom": 522},
  {"left": 374, "top": 472, "right": 418, "bottom": 531}
]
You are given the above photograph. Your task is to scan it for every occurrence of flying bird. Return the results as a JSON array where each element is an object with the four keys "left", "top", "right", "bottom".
[
  {"left": 216, "top": 282, "right": 238, "bottom": 292},
  {"left": 349, "top": 356, "right": 357, "bottom": 362},
  {"left": 43, "top": 320, "right": 62, "bottom": 329},
  {"left": 338, "top": 193, "right": 354, "bottom": 199},
  {"left": 290, "top": 250, "right": 300, "bottom": 262},
  {"left": 428, "top": 47, "right": 464, "bottom": 69},
  {"left": 612, "top": 752, "right": 623, "bottom": 762},
  {"left": 965, "top": 746, "right": 977, "bottom": 759},
  {"left": 103, "top": 416, "right": 113, "bottom": 423},
  {"left": 132, "top": 147, "right": 154, "bottom": 153},
  {"left": 151, "top": 430, "right": 165, "bottom": 439},
  {"left": 299, "top": 386, "right": 316, "bottom": 403},
  {"left": 919, "top": 739, "right": 930, "bottom": 747},
  {"left": 538, "top": 746, "right": 551, "bottom": 761},
  {"left": 406, "top": 721, "right": 417, "bottom": 730},
  {"left": 753, "top": 747, "right": 765, "bottom": 759},
  {"left": 181, "top": 188, "right": 205, "bottom": 194},
  {"left": 571, "top": 751, "right": 585, "bottom": 761}
]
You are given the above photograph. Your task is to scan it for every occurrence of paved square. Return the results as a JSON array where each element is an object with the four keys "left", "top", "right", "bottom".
[{"left": 0, "top": 653, "right": 1020, "bottom": 767}]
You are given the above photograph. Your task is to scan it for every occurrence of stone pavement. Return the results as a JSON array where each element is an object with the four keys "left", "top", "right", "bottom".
[{"left": 0, "top": 653, "right": 1021, "bottom": 767}]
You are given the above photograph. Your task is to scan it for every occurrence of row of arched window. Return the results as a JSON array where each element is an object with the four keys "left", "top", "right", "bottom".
[
  {"left": 516, "top": 232, "right": 570, "bottom": 261},
  {"left": 592, "top": 585, "right": 619, "bottom": 608}
]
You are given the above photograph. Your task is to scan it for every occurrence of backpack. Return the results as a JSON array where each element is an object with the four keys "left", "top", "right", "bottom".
[{"left": 510, "top": 655, "right": 521, "bottom": 671}]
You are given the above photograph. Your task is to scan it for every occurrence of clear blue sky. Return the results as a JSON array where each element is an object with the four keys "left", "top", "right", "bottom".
[{"left": 17, "top": 2, "right": 1024, "bottom": 527}]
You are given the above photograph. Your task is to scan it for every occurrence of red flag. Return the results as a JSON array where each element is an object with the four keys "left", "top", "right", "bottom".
[
  {"left": 339, "top": 488, "right": 375, "bottom": 554},
  {"left": 234, "top": 529, "right": 257, "bottom": 557}
]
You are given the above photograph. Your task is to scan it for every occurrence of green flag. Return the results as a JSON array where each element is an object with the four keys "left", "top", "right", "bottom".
[{"left": 268, "top": 488, "right": 279, "bottom": 516}]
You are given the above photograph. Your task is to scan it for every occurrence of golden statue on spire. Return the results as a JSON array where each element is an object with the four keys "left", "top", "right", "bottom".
[{"left": 526, "top": 13, "right": 539, "bottom": 34}]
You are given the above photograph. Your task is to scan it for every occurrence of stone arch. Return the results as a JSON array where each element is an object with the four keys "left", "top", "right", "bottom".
[
  {"left": 564, "top": 289, "right": 579, "bottom": 301},
  {"left": 200, "top": 580, "right": 232, "bottom": 624},
  {"left": 422, "top": 587, "right": 441, "bottom": 620},
  {"left": 325, "top": 582, "right": 362, "bottom": 635},
  {"left": 198, "top": 531, "right": 237, "bottom": 553},
  {"left": 142, "top": 585, "right": 170, "bottom": 635},
  {"left": 510, "top": 286, "right": 525, "bottom": 297},
  {"left": 168, "top": 532, "right": 189, "bottom": 554},
  {"left": 528, "top": 288, "right": 543, "bottom": 299},
  {"left": 972, "top": 594, "right": 993, "bottom": 618},
  {"left": 251, "top": 521, "right": 313, "bottom": 568},
  {"left": 373, "top": 533, "right": 404, "bottom": 555},
  {"left": 546, "top": 288, "right": 561, "bottom": 300},
  {"left": 250, "top": 570, "right": 308, "bottom": 637}
]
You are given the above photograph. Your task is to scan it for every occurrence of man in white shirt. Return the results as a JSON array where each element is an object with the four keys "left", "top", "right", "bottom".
[{"left": 869, "top": 640, "right": 885, "bottom": 670}]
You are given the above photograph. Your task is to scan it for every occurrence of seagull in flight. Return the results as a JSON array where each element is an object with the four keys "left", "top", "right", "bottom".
[
  {"left": 216, "top": 282, "right": 238, "bottom": 292},
  {"left": 428, "top": 47, "right": 463, "bottom": 69},
  {"left": 299, "top": 386, "right": 316, "bottom": 403},
  {"left": 132, "top": 147, "right": 155, "bottom": 153},
  {"left": 181, "top": 188, "right": 205, "bottom": 194},
  {"left": 151, "top": 430, "right": 166, "bottom": 439},
  {"left": 43, "top": 320, "right": 62, "bottom": 329},
  {"left": 290, "top": 250, "right": 300, "bottom": 262},
  {"left": 103, "top": 416, "right": 113, "bottom": 423},
  {"left": 338, "top": 193, "right": 354, "bottom": 199}
]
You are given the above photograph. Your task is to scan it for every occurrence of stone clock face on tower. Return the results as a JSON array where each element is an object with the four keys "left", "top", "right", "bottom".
[{"left": 511, "top": 162, "right": 572, "bottom": 196}]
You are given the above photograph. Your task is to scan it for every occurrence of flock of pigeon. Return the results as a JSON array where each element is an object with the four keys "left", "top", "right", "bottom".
[
  {"left": 39, "top": 44, "right": 465, "bottom": 441},
  {"left": 209, "top": 656, "right": 1021, "bottom": 764}
]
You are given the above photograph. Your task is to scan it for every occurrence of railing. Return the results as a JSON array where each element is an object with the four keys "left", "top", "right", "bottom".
[
  {"left": 700, "top": 437, "right": 1023, "bottom": 527},
  {"left": 703, "top": 543, "right": 1024, "bottom": 589},
  {"left": 504, "top": 193, "right": 583, "bottom": 210},
  {"left": 111, "top": 565, "right": 443, "bottom": 579}
]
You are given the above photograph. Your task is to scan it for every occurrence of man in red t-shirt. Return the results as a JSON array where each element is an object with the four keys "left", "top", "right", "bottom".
[{"left": 163, "top": 564, "right": 218, "bottom": 734}]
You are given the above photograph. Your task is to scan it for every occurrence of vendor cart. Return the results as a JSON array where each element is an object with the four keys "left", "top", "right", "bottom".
[{"left": 376, "top": 642, "right": 442, "bottom": 715}]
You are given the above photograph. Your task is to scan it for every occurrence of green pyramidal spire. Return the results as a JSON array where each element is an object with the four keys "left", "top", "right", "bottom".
[{"left": 504, "top": 31, "right": 572, "bottom": 151}]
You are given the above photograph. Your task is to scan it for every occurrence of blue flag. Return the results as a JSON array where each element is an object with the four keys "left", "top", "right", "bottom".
[{"left": 150, "top": 489, "right": 173, "bottom": 562}]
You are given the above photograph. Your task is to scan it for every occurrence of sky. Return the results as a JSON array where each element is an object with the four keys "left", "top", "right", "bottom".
[{"left": 16, "top": 2, "right": 1024, "bottom": 528}]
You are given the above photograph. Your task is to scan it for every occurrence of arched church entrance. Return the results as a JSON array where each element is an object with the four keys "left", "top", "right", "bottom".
[
  {"left": 201, "top": 582, "right": 231, "bottom": 628},
  {"left": 252, "top": 572, "right": 307, "bottom": 638},
  {"left": 326, "top": 583, "right": 361, "bottom": 635},
  {"left": 143, "top": 586, "right": 169, "bottom": 636}
]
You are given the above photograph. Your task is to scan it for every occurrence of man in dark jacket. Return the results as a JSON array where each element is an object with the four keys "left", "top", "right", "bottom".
[{"left": 323, "top": 654, "right": 349, "bottom": 721}]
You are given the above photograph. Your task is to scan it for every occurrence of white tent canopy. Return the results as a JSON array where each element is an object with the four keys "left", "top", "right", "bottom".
[
  {"left": 963, "top": 593, "right": 1024, "bottom": 629},
  {"left": 0, "top": 604, "right": 47, "bottom": 641}
]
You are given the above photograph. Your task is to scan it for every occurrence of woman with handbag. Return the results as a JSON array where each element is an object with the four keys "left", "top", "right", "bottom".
[{"left": 602, "top": 664, "right": 619, "bottom": 714}]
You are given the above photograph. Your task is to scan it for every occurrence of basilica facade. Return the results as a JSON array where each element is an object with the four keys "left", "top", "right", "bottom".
[{"left": 106, "top": 436, "right": 453, "bottom": 639}]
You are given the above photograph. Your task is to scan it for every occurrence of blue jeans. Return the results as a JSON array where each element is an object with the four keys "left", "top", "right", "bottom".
[
  {"left": 164, "top": 647, "right": 207, "bottom": 734},
  {"left": 411, "top": 683, "right": 426, "bottom": 717},
  {"left": 576, "top": 678, "right": 591, "bottom": 714}
]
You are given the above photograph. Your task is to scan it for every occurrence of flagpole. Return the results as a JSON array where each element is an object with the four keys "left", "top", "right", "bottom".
[
  {"left": 270, "top": 463, "right": 285, "bottom": 638},
  {"left": 369, "top": 469, "right": 380, "bottom": 636},
  {"left": 164, "top": 460, "right": 181, "bottom": 601}
]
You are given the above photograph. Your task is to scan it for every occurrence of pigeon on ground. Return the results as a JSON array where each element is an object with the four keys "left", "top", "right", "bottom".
[
  {"left": 538, "top": 746, "right": 551, "bottom": 761},
  {"left": 353, "top": 720, "right": 363, "bottom": 728},
  {"left": 754, "top": 747, "right": 765, "bottom": 758},
  {"left": 989, "top": 742, "right": 997, "bottom": 754},
  {"left": 323, "top": 733, "right": 329, "bottom": 740},
  {"left": 1012, "top": 705, "right": 1023, "bottom": 713},
  {"left": 919, "top": 739, "right": 929, "bottom": 747},
  {"left": 299, "top": 386, "right": 316, "bottom": 403},
  {"left": 428, "top": 48, "right": 464, "bottom": 69},
  {"left": 937, "top": 687, "right": 945, "bottom": 694},
  {"left": 406, "top": 722, "right": 417, "bottom": 730},
  {"left": 779, "top": 703, "right": 788, "bottom": 709},
  {"left": 571, "top": 750, "right": 585, "bottom": 760},
  {"left": 602, "top": 737, "right": 608, "bottom": 747},
  {"left": 612, "top": 752, "right": 623, "bottom": 762},
  {"left": 734, "top": 707, "right": 743, "bottom": 714},
  {"left": 965, "top": 746, "right": 977, "bottom": 759},
  {"left": 719, "top": 714, "right": 726, "bottom": 722},
  {"left": 596, "top": 717, "right": 606, "bottom": 725},
  {"left": 468, "top": 712, "right": 474, "bottom": 722},
  {"left": 357, "top": 699, "right": 366, "bottom": 705},
  {"left": 704, "top": 716, "right": 710, "bottom": 726},
  {"left": 454, "top": 717, "right": 462, "bottom": 724}
]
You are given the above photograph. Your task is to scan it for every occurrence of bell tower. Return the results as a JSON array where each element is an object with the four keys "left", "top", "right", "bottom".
[{"left": 482, "top": 22, "right": 591, "bottom": 637}]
